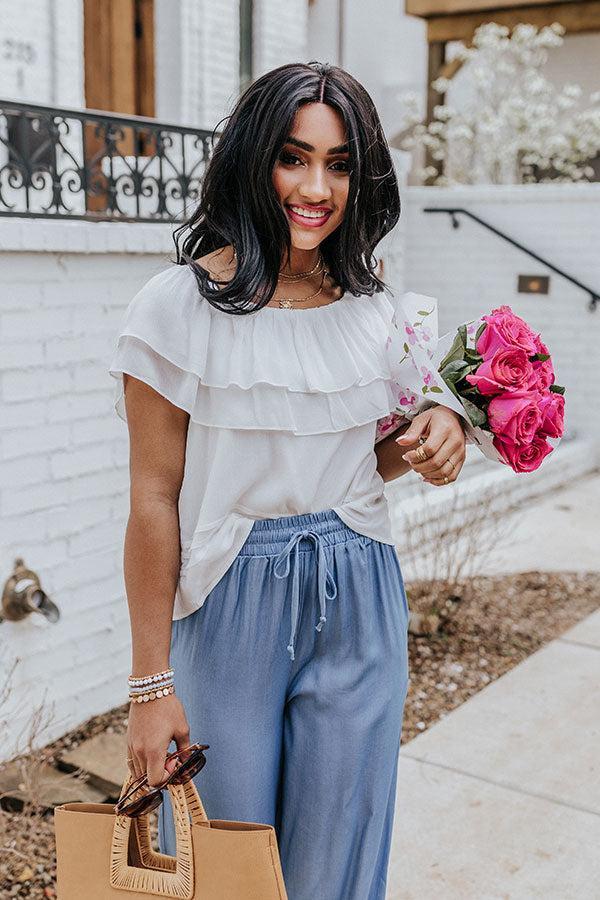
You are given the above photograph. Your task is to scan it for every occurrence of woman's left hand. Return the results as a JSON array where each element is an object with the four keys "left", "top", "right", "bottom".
[{"left": 394, "top": 405, "right": 467, "bottom": 485}]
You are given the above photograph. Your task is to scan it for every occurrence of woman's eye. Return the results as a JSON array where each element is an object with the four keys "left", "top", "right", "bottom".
[
  {"left": 278, "top": 152, "right": 349, "bottom": 173},
  {"left": 279, "top": 152, "right": 301, "bottom": 165}
]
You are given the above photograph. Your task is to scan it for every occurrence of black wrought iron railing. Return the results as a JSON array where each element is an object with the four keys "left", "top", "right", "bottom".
[
  {"left": 424, "top": 207, "right": 600, "bottom": 312},
  {"left": 0, "top": 99, "right": 217, "bottom": 223}
]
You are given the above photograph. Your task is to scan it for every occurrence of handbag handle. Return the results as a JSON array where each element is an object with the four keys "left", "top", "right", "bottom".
[
  {"left": 132, "top": 780, "right": 210, "bottom": 873},
  {"left": 110, "top": 771, "right": 209, "bottom": 897}
]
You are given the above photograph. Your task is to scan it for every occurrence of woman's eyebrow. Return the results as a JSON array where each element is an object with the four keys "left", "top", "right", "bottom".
[{"left": 285, "top": 136, "right": 349, "bottom": 154}]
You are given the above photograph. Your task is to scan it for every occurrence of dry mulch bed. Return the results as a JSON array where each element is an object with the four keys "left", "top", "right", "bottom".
[
  {"left": 402, "top": 569, "right": 599, "bottom": 742},
  {"left": 1, "top": 569, "right": 598, "bottom": 897}
]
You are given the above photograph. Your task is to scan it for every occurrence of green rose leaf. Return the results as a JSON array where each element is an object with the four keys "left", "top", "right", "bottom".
[
  {"left": 465, "top": 348, "right": 483, "bottom": 367},
  {"left": 461, "top": 394, "right": 487, "bottom": 427},
  {"left": 438, "top": 331, "right": 466, "bottom": 370},
  {"left": 440, "top": 359, "right": 470, "bottom": 383}
]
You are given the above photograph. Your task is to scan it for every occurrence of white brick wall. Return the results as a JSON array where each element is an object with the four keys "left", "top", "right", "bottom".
[
  {"left": 0, "top": 0, "right": 83, "bottom": 107},
  {"left": 156, "top": 0, "right": 307, "bottom": 130},
  {"left": 177, "top": 0, "right": 240, "bottom": 130},
  {"left": 0, "top": 220, "right": 175, "bottom": 760},
  {"left": 253, "top": 0, "right": 308, "bottom": 76},
  {"left": 403, "top": 183, "right": 600, "bottom": 442},
  {"left": 376, "top": 149, "right": 409, "bottom": 296}
]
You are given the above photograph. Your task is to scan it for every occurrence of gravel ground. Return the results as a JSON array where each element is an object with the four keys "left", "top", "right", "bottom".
[
  {"left": 1, "top": 569, "right": 598, "bottom": 898},
  {"left": 402, "top": 569, "right": 599, "bottom": 742}
]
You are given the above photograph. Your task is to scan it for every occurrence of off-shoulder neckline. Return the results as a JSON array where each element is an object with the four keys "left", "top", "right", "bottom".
[
  {"left": 171, "top": 263, "right": 391, "bottom": 319},
  {"left": 245, "top": 293, "right": 355, "bottom": 316},
  {"left": 203, "top": 275, "right": 351, "bottom": 315}
]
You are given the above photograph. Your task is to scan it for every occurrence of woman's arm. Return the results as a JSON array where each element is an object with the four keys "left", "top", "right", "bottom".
[
  {"left": 122, "top": 373, "right": 192, "bottom": 787},
  {"left": 376, "top": 406, "right": 467, "bottom": 485},
  {"left": 124, "top": 373, "right": 189, "bottom": 673},
  {"left": 375, "top": 421, "right": 416, "bottom": 483}
]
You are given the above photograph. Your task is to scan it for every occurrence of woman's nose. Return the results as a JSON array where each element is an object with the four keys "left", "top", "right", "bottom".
[{"left": 299, "top": 167, "right": 332, "bottom": 201}]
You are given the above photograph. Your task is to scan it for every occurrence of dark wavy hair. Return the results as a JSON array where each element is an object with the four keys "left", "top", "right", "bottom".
[{"left": 172, "top": 60, "right": 401, "bottom": 315}]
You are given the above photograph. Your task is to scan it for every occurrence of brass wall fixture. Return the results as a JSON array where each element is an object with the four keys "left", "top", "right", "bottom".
[
  {"left": 1, "top": 558, "right": 60, "bottom": 624},
  {"left": 517, "top": 274, "right": 550, "bottom": 295}
]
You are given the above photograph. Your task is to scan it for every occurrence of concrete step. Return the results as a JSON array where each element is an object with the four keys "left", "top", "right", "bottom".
[
  {"left": 0, "top": 759, "right": 106, "bottom": 811},
  {"left": 56, "top": 729, "right": 129, "bottom": 797}
]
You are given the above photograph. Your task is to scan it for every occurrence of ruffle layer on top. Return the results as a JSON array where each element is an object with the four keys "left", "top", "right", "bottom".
[{"left": 108, "top": 263, "right": 402, "bottom": 435}]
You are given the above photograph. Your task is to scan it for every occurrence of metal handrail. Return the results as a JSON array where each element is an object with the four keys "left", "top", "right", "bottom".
[{"left": 424, "top": 206, "right": 599, "bottom": 312}]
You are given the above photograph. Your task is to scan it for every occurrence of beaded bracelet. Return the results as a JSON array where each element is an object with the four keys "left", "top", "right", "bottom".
[
  {"left": 129, "top": 684, "right": 175, "bottom": 704},
  {"left": 128, "top": 667, "right": 175, "bottom": 704},
  {"left": 128, "top": 667, "right": 174, "bottom": 688},
  {"left": 128, "top": 673, "right": 174, "bottom": 689},
  {"left": 129, "top": 681, "right": 173, "bottom": 698},
  {"left": 129, "top": 676, "right": 173, "bottom": 689}
]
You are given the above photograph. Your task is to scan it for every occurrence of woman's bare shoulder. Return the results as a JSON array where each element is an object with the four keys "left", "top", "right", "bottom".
[{"left": 195, "top": 245, "right": 236, "bottom": 283}]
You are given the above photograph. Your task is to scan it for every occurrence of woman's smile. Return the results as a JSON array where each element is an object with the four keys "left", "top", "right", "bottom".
[{"left": 285, "top": 204, "right": 333, "bottom": 228}]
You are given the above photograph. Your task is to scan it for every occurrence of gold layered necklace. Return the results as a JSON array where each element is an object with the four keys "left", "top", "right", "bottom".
[
  {"left": 275, "top": 265, "right": 327, "bottom": 308},
  {"left": 233, "top": 249, "right": 334, "bottom": 309},
  {"left": 278, "top": 255, "right": 323, "bottom": 281}
]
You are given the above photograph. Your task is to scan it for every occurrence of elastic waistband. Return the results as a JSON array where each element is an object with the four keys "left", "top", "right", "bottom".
[{"left": 238, "top": 508, "right": 360, "bottom": 556}]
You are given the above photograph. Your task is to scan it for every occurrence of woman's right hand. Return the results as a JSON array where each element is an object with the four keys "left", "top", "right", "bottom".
[{"left": 126, "top": 694, "right": 191, "bottom": 788}]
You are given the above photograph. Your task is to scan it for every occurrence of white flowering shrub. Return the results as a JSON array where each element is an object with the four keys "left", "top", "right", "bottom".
[{"left": 400, "top": 22, "right": 600, "bottom": 185}]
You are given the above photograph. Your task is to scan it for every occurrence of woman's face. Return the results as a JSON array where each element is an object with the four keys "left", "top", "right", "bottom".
[{"left": 272, "top": 102, "right": 350, "bottom": 252}]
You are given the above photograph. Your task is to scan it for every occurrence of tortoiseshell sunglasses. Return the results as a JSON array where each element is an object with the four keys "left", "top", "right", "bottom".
[{"left": 114, "top": 743, "right": 209, "bottom": 817}]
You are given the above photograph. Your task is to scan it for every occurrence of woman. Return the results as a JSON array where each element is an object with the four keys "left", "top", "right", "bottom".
[{"left": 109, "top": 60, "right": 466, "bottom": 899}]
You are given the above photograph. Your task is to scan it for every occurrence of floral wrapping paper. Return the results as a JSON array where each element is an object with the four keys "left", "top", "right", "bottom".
[{"left": 375, "top": 291, "right": 506, "bottom": 464}]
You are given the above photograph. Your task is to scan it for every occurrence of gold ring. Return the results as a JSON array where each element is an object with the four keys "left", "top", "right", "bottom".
[
  {"left": 416, "top": 446, "right": 428, "bottom": 462},
  {"left": 443, "top": 475, "right": 449, "bottom": 484}
]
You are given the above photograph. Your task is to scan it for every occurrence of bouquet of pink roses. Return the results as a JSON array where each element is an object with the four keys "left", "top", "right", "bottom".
[{"left": 376, "top": 294, "right": 565, "bottom": 474}]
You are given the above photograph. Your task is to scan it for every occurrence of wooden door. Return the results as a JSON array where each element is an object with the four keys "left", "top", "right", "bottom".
[{"left": 83, "top": 0, "right": 155, "bottom": 214}]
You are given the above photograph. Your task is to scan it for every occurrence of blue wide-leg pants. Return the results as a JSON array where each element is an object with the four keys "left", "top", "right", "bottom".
[{"left": 157, "top": 508, "right": 410, "bottom": 900}]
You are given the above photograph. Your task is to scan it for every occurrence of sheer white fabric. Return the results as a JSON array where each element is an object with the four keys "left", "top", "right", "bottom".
[{"left": 108, "top": 264, "right": 409, "bottom": 619}]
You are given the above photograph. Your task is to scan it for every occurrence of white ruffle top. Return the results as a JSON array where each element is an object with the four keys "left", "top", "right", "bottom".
[{"left": 108, "top": 263, "right": 418, "bottom": 621}]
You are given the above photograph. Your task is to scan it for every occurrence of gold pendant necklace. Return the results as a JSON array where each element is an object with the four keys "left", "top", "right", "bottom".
[
  {"left": 232, "top": 248, "right": 335, "bottom": 309},
  {"left": 232, "top": 247, "right": 324, "bottom": 281},
  {"left": 274, "top": 268, "right": 329, "bottom": 308}
]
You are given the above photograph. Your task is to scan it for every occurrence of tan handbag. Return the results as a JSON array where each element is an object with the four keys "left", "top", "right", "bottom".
[{"left": 53, "top": 770, "right": 288, "bottom": 899}]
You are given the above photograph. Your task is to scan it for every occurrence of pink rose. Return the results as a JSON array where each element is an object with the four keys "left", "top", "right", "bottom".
[
  {"left": 476, "top": 306, "right": 538, "bottom": 358},
  {"left": 465, "top": 347, "right": 537, "bottom": 396},
  {"left": 493, "top": 431, "right": 554, "bottom": 473},
  {"left": 538, "top": 391, "right": 565, "bottom": 438},
  {"left": 530, "top": 334, "right": 555, "bottom": 391},
  {"left": 487, "top": 392, "right": 543, "bottom": 444}
]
